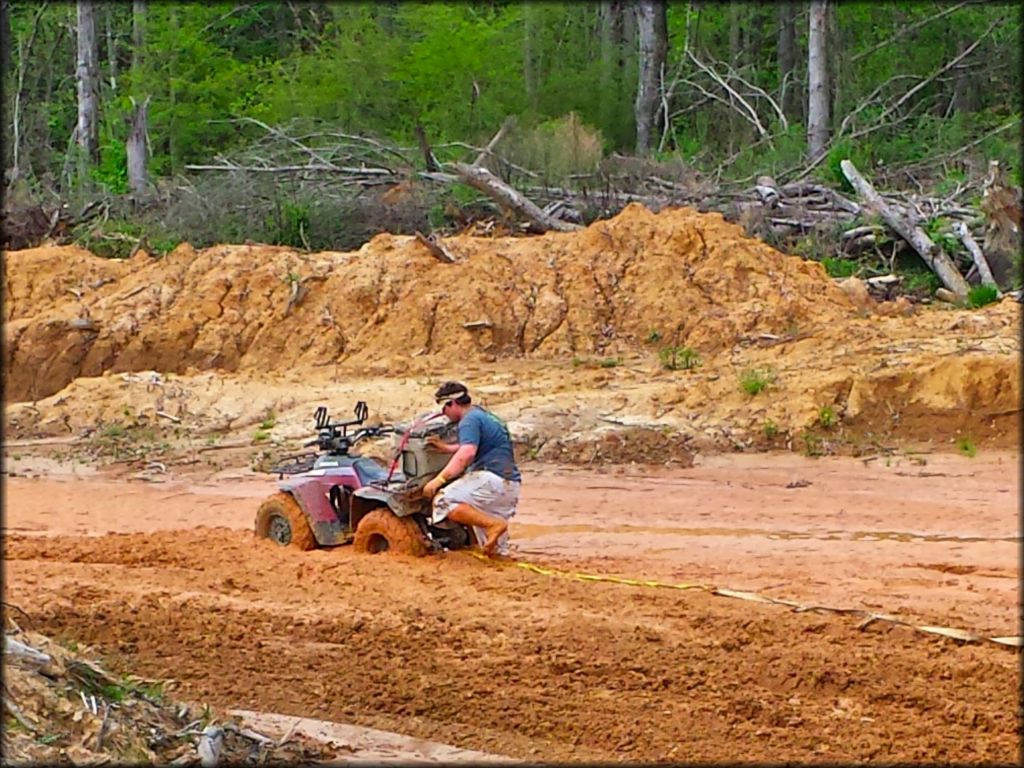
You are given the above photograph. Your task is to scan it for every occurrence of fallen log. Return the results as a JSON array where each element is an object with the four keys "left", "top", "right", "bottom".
[
  {"left": 953, "top": 221, "right": 1000, "bottom": 295},
  {"left": 841, "top": 160, "right": 969, "bottom": 298},
  {"left": 452, "top": 162, "right": 582, "bottom": 233}
]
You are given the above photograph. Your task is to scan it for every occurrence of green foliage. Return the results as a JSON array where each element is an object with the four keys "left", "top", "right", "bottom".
[
  {"left": 5, "top": 0, "right": 1020, "bottom": 248},
  {"left": 801, "top": 431, "right": 824, "bottom": 457},
  {"left": 266, "top": 198, "right": 311, "bottom": 249},
  {"left": 817, "top": 406, "right": 837, "bottom": 429},
  {"left": 646, "top": 330, "right": 663, "bottom": 343},
  {"left": 955, "top": 436, "right": 977, "bottom": 458},
  {"left": 90, "top": 138, "right": 129, "bottom": 194},
  {"left": 598, "top": 357, "right": 621, "bottom": 369},
  {"left": 739, "top": 368, "right": 774, "bottom": 396},
  {"left": 71, "top": 216, "right": 180, "bottom": 259},
  {"left": 659, "top": 346, "right": 702, "bottom": 371},
  {"left": 762, "top": 419, "right": 779, "bottom": 440},
  {"left": 820, "top": 257, "right": 860, "bottom": 278},
  {"left": 823, "top": 140, "right": 860, "bottom": 194},
  {"left": 967, "top": 284, "right": 1000, "bottom": 308},
  {"left": 504, "top": 112, "right": 604, "bottom": 182}
]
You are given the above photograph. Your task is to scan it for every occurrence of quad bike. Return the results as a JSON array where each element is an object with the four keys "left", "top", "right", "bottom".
[{"left": 254, "top": 401, "right": 475, "bottom": 555}]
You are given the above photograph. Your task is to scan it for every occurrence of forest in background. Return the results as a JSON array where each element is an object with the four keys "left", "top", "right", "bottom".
[{"left": 2, "top": 0, "right": 1020, "bottom": 291}]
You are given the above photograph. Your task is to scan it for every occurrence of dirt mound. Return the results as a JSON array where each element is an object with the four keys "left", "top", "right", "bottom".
[
  {"left": 4, "top": 204, "right": 1018, "bottom": 456},
  {"left": 4, "top": 205, "right": 859, "bottom": 402}
]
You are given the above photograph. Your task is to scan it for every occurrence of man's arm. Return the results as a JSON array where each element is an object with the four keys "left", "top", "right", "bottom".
[
  {"left": 426, "top": 435, "right": 459, "bottom": 454},
  {"left": 422, "top": 443, "right": 476, "bottom": 499},
  {"left": 440, "top": 443, "right": 477, "bottom": 479}
]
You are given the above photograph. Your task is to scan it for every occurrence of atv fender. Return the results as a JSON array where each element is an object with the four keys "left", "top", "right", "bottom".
[
  {"left": 279, "top": 480, "right": 349, "bottom": 546},
  {"left": 351, "top": 485, "right": 426, "bottom": 531}
]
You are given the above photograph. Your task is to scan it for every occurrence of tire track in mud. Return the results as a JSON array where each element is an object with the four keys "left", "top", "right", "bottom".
[{"left": 5, "top": 529, "right": 1018, "bottom": 763}]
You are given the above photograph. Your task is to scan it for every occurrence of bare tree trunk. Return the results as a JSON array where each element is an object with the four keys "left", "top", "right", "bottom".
[
  {"left": 728, "top": 2, "right": 741, "bottom": 63},
  {"left": 76, "top": 0, "right": 101, "bottom": 165},
  {"left": 125, "top": 94, "right": 149, "bottom": 200},
  {"left": 806, "top": 0, "right": 829, "bottom": 158},
  {"left": 777, "top": 1, "right": 798, "bottom": 121},
  {"left": 104, "top": 3, "right": 117, "bottom": 92},
  {"left": 132, "top": 0, "right": 145, "bottom": 52},
  {"left": 0, "top": 0, "right": 9, "bottom": 84},
  {"left": 622, "top": 2, "right": 637, "bottom": 97},
  {"left": 127, "top": 0, "right": 148, "bottom": 199},
  {"left": 7, "top": 0, "right": 39, "bottom": 181},
  {"left": 523, "top": 2, "right": 539, "bottom": 112},
  {"left": 599, "top": 1, "right": 617, "bottom": 119},
  {"left": 127, "top": 95, "right": 149, "bottom": 199},
  {"left": 951, "top": 36, "right": 977, "bottom": 114},
  {"left": 1, "top": 0, "right": 10, "bottom": 172},
  {"left": 167, "top": 5, "right": 178, "bottom": 173},
  {"left": 826, "top": 0, "right": 841, "bottom": 134},
  {"left": 634, "top": 0, "right": 667, "bottom": 156}
]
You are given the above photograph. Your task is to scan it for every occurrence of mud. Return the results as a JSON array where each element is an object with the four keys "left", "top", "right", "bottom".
[
  {"left": 3, "top": 450, "right": 1020, "bottom": 763},
  {"left": 3, "top": 204, "right": 1021, "bottom": 762}
]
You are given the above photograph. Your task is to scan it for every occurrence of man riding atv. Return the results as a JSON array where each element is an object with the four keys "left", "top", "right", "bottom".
[{"left": 421, "top": 381, "right": 521, "bottom": 557}]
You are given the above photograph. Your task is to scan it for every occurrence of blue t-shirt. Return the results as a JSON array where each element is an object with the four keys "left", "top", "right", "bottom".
[{"left": 458, "top": 407, "right": 521, "bottom": 482}]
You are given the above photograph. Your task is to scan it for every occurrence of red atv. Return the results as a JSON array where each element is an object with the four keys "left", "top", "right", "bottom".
[{"left": 254, "top": 402, "right": 473, "bottom": 555}]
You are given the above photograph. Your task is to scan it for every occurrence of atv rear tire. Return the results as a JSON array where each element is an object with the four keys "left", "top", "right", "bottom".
[
  {"left": 353, "top": 508, "right": 427, "bottom": 557},
  {"left": 255, "top": 492, "right": 316, "bottom": 551}
]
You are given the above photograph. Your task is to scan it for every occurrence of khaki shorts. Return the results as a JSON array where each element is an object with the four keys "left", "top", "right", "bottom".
[{"left": 431, "top": 470, "right": 520, "bottom": 555}]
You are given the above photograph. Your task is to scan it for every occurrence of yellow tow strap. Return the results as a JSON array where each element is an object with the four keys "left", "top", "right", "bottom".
[{"left": 468, "top": 551, "right": 1022, "bottom": 649}]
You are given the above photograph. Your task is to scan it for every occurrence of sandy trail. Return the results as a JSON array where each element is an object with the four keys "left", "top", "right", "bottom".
[
  {"left": 4, "top": 452, "right": 1019, "bottom": 762},
  {"left": 6, "top": 452, "right": 1017, "bottom": 635}
]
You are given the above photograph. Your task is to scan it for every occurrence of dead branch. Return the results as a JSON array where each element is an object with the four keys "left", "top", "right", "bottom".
[
  {"left": 414, "top": 231, "right": 457, "bottom": 264},
  {"left": 953, "top": 221, "right": 1000, "bottom": 294},
  {"left": 851, "top": 2, "right": 970, "bottom": 63},
  {"left": 451, "top": 162, "right": 582, "bottom": 233},
  {"left": 884, "top": 19, "right": 999, "bottom": 120},
  {"left": 473, "top": 116, "right": 515, "bottom": 167},
  {"left": 414, "top": 123, "right": 440, "bottom": 172},
  {"left": 841, "top": 160, "right": 969, "bottom": 297},
  {"left": 685, "top": 52, "right": 771, "bottom": 140}
]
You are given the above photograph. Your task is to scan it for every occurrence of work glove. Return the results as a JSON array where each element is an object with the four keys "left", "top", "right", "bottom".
[{"left": 422, "top": 474, "right": 447, "bottom": 499}]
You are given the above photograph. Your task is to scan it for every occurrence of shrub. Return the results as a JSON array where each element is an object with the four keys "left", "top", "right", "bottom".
[
  {"left": 967, "top": 284, "right": 999, "bottom": 308},
  {"left": 739, "top": 368, "right": 774, "bottom": 395},
  {"left": 503, "top": 112, "right": 604, "bottom": 183},
  {"left": 659, "top": 346, "right": 702, "bottom": 371},
  {"left": 821, "top": 257, "right": 860, "bottom": 278},
  {"left": 817, "top": 405, "right": 837, "bottom": 429},
  {"left": 955, "top": 436, "right": 977, "bottom": 458}
]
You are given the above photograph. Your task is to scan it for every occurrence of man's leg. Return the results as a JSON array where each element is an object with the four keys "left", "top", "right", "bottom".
[{"left": 446, "top": 502, "right": 508, "bottom": 556}]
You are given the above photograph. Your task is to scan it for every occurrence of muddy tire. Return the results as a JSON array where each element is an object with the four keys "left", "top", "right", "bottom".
[
  {"left": 353, "top": 508, "right": 427, "bottom": 557},
  {"left": 255, "top": 492, "right": 316, "bottom": 551}
]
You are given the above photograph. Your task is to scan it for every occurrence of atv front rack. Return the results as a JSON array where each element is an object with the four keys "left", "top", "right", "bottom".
[{"left": 269, "top": 452, "right": 319, "bottom": 476}]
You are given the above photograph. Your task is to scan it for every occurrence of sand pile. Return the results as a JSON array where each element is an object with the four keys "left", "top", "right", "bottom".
[{"left": 4, "top": 205, "right": 859, "bottom": 402}]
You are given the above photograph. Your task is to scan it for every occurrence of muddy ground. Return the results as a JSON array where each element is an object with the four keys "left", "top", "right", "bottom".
[{"left": 3, "top": 205, "right": 1021, "bottom": 762}]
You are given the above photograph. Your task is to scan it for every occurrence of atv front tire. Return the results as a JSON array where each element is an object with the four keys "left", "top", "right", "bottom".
[
  {"left": 255, "top": 492, "right": 316, "bottom": 551},
  {"left": 353, "top": 508, "right": 427, "bottom": 557}
]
